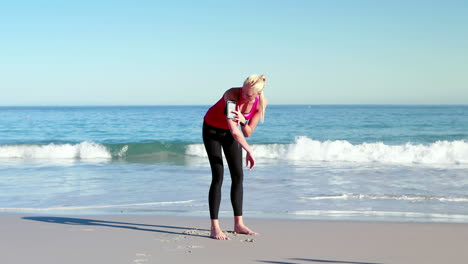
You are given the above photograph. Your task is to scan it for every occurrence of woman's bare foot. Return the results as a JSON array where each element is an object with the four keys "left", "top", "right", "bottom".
[
  {"left": 234, "top": 224, "right": 259, "bottom": 235},
  {"left": 234, "top": 216, "right": 259, "bottom": 235},
  {"left": 210, "top": 226, "right": 230, "bottom": 240},
  {"left": 210, "top": 219, "right": 230, "bottom": 240}
]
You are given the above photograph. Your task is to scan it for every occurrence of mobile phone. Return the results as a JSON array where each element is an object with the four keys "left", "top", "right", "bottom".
[{"left": 225, "top": 100, "right": 237, "bottom": 119}]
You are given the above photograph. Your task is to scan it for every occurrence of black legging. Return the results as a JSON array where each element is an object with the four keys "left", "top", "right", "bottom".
[{"left": 203, "top": 122, "right": 243, "bottom": 219}]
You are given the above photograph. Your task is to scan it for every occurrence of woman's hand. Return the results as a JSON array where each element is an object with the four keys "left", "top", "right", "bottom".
[
  {"left": 246, "top": 151, "right": 255, "bottom": 170},
  {"left": 232, "top": 106, "right": 246, "bottom": 125}
]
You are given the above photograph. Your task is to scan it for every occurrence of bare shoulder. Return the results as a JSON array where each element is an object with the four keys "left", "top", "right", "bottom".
[{"left": 223, "top": 87, "right": 241, "bottom": 101}]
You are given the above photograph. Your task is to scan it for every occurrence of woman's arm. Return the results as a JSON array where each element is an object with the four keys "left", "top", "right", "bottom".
[
  {"left": 226, "top": 117, "right": 255, "bottom": 170},
  {"left": 223, "top": 88, "right": 255, "bottom": 170},
  {"left": 239, "top": 98, "right": 268, "bottom": 137},
  {"left": 226, "top": 118, "right": 253, "bottom": 152}
]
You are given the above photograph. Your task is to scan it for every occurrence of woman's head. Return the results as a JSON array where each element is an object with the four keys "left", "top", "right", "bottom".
[
  {"left": 242, "top": 74, "right": 266, "bottom": 102},
  {"left": 242, "top": 74, "right": 267, "bottom": 122},
  {"left": 243, "top": 74, "right": 266, "bottom": 91}
]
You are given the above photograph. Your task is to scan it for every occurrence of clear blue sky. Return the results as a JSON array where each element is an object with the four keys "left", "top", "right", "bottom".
[{"left": 1, "top": 0, "right": 467, "bottom": 105}]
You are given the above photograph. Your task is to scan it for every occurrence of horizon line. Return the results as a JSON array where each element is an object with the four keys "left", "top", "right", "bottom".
[{"left": 1, "top": 103, "right": 468, "bottom": 107}]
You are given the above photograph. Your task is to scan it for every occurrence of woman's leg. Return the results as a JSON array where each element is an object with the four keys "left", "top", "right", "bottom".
[
  {"left": 222, "top": 132, "right": 258, "bottom": 235},
  {"left": 222, "top": 132, "right": 244, "bottom": 217},
  {"left": 203, "top": 123, "right": 230, "bottom": 240}
]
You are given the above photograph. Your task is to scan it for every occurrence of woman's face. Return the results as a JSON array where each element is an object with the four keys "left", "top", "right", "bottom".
[{"left": 242, "top": 86, "right": 263, "bottom": 102}]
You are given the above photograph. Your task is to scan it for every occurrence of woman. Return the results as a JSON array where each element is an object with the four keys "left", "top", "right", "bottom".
[{"left": 203, "top": 74, "right": 267, "bottom": 240}]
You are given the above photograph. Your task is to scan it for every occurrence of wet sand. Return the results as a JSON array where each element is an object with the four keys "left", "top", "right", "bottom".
[{"left": 1, "top": 213, "right": 467, "bottom": 264}]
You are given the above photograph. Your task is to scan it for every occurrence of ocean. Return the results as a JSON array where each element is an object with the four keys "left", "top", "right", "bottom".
[{"left": 1, "top": 105, "right": 467, "bottom": 223}]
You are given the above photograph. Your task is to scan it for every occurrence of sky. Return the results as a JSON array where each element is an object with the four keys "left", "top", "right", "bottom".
[{"left": 1, "top": 0, "right": 467, "bottom": 105}]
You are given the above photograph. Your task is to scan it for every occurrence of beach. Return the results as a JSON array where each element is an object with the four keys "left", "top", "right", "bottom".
[
  {"left": 2, "top": 213, "right": 468, "bottom": 264},
  {"left": 1, "top": 106, "right": 468, "bottom": 223},
  {"left": 3, "top": 0, "right": 468, "bottom": 262},
  {"left": 1, "top": 105, "right": 468, "bottom": 263}
]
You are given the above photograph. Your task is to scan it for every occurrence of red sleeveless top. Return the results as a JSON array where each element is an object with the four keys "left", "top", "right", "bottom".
[{"left": 204, "top": 89, "right": 259, "bottom": 129}]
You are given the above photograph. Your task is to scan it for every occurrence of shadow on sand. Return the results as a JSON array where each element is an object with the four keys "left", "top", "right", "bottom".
[{"left": 22, "top": 216, "right": 210, "bottom": 238}]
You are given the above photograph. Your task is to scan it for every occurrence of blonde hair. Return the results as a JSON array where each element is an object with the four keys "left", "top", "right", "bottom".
[{"left": 243, "top": 74, "right": 267, "bottom": 122}]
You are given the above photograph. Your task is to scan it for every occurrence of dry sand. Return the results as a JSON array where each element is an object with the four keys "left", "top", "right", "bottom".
[{"left": 1, "top": 213, "right": 467, "bottom": 264}]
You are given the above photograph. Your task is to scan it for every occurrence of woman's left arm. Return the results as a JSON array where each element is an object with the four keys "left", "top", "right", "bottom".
[{"left": 240, "top": 99, "right": 268, "bottom": 138}]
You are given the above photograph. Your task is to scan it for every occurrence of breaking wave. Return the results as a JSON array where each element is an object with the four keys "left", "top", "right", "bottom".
[
  {"left": 1, "top": 137, "right": 467, "bottom": 165},
  {"left": 188, "top": 137, "right": 468, "bottom": 165}
]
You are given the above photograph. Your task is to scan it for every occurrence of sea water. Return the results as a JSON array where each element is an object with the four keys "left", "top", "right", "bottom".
[{"left": 1, "top": 105, "right": 467, "bottom": 223}]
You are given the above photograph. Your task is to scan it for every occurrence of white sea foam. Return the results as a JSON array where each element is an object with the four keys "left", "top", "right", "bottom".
[
  {"left": 0, "top": 200, "right": 196, "bottom": 212},
  {"left": 186, "top": 137, "right": 468, "bottom": 165},
  {"left": 117, "top": 145, "right": 129, "bottom": 157},
  {"left": 287, "top": 210, "right": 468, "bottom": 222},
  {"left": 0, "top": 142, "right": 112, "bottom": 160},
  {"left": 300, "top": 194, "right": 468, "bottom": 202}
]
